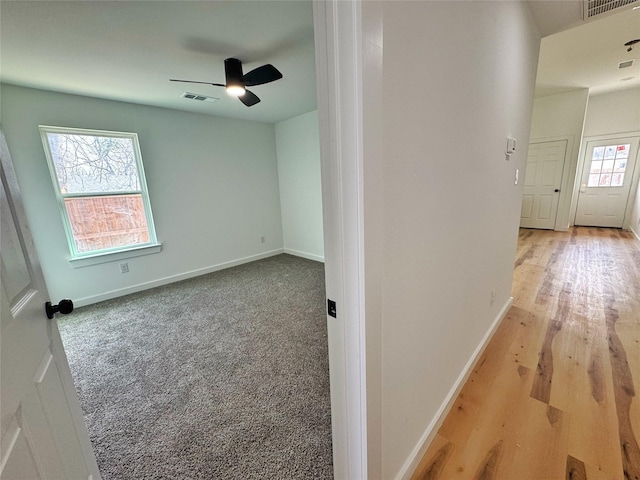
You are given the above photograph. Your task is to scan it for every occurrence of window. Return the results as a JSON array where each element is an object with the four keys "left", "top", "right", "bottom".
[
  {"left": 40, "top": 126, "right": 159, "bottom": 262},
  {"left": 587, "top": 143, "right": 630, "bottom": 188}
]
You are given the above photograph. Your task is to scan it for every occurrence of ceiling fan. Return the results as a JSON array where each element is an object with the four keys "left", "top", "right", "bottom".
[{"left": 170, "top": 58, "right": 283, "bottom": 107}]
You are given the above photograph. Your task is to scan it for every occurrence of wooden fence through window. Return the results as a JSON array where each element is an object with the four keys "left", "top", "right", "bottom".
[{"left": 64, "top": 194, "right": 149, "bottom": 253}]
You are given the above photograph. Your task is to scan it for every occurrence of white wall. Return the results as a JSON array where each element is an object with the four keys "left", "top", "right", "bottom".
[
  {"left": 528, "top": 89, "right": 589, "bottom": 230},
  {"left": 1, "top": 84, "right": 284, "bottom": 305},
  {"left": 361, "top": 2, "right": 541, "bottom": 477},
  {"left": 581, "top": 87, "right": 640, "bottom": 235},
  {"left": 583, "top": 87, "right": 640, "bottom": 138},
  {"left": 275, "top": 110, "right": 324, "bottom": 261}
]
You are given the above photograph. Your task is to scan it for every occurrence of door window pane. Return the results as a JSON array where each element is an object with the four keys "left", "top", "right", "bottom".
[
  {"left": 599, "top": 174, "right": 612, "bottom": 187},
  {"left": 603, "top": 146, "right": 616, "bottom": 159},
  {"left": 592, "top": 147, "right": 605, "bottom": 160},
  {"left": 611, "top": 173, "right": 624, "bottom": 187},
  {"left": 590, "top": 160, "right": 602, "bottom": 174},
  {"left": 601, "top": 160, "right": 614, "bottom": 173},
  {"left": 588, "top": 144, "right": 630, "bottom": 188},
  {"left": 616, "top": 144, "right": 630, "bottom": 159},
  {"left": 614, "top": 160, "right": 627, "bottom": 173}
]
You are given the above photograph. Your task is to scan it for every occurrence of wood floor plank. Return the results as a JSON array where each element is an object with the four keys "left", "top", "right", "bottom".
[
  {"left": 588, "top": 228, "right": 640, "bottom": 480},
  {"left": 566, "top": 455, "right": 587, "bottom": 480},
  {"left": 411, "top": 227, "right": 640, "bottom": 479},
  {"left": 506, "top": 398, "right": 569, "bottom": 479},
  {"left": 411, "top": 434, "right": 454, "bottom": 480},
  {"left": 432, "top": 352, "right": 534, "bottom": 479}
]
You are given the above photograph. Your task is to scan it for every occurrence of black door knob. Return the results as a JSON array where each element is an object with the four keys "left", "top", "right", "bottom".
[
  {"left": 45, "top": 299, "right": 74, "bottom": 319},
  {"left": 554, "top": 189, "right": 560, "bottom": 192}
]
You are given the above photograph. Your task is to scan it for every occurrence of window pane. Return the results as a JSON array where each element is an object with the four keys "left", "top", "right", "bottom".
[
  {"left": 590, "top": 160, "right": 602, "bottom": 174},
  {"left": 592, "top": 147, "right": 605, "bottom": 160},
  {"left": 603, "top": 145, "right": 616, "bottom": 159},
  {"left": 64, "top": 195, "right": 150, "bottom": 253},
  {"left": 46, "top": 133, "right": 141, "bottom": 194},
  {"left": 588, "top": 174, "right": 600, "bottom": 187},
  {"left": 601, "top": 160, "right": 614, "bottom": 173},
  {"left": 611, "top": 173, "right": 625, "bottom": 187},
  {"left": 599, "top": 174, "right": 611, "bottom": 187},
  {"left": 614, "top": 159, "right": 627, "bottom": 173},
  {"left": 616, "top": 144, "right": 630, "bottom": 159}
]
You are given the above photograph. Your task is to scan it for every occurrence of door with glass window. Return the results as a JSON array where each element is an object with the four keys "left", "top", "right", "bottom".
[{"left": 575, "top": 137, "right": 639, "bottom": 228}]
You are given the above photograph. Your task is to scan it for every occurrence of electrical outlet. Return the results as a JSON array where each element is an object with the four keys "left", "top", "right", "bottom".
[
  {"left": 490, "top": 288, "right": 496, "bottom": 306},
  {"left": 260, "top": 235, "right": 266, "bottom": 244},
  {"left": 119, "top": 262, "right": 129, "bottom": 274}
]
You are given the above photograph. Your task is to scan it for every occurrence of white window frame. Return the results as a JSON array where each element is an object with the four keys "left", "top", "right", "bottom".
[{"left": 39, "top": 126, "right": 161, "bottom": 267}]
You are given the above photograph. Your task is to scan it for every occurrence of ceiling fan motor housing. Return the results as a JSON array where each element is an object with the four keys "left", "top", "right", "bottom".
[{"left": 225, "top": 58, "right": 244, "bottom": 88}]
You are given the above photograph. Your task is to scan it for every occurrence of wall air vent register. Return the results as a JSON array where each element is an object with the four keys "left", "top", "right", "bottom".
[
  {"left": 181, "top": 92, "right": 219, "bottom": 103},
  {"left": 583, "top": 0, "right": 639, "bottom": 19}
]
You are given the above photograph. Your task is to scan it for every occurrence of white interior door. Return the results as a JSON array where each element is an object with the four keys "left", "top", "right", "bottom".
[
  {"left": 520, "top": 140, "right": 567, "bottom": 229},
  {"left": 0, "top": 131, "right": 100, "bottom": 479},
  {"left": 575, "top": 137, "right": 639, "bottom": 228}
]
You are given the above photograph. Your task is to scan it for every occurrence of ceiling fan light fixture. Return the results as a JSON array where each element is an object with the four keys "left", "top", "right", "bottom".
[
  {"left": 224, "top": 58, "right": 246, "bottom": 97},
  {"left": 170, "top": 57, "right": 282, "bottom": 107},
  {"left": 226, "top": 85, "right": 246, "bottom": 97}
]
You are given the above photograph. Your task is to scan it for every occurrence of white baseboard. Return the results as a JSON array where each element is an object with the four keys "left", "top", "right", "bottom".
[
  {"left": 631, "top": 226, "right": 640, "bottom": 242},
  {"left": 283, "top": 248, "right": 325, "bottom": 263},
  {"left": 395, "top": 296, "right": 514, "bottom": 480},
  {"left": 74, "top": 249, "right": 284, "bottom": 307}
]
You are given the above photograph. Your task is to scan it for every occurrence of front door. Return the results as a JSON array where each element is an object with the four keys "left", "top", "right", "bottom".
[
  {"left": 520, "top": 140, "right": 567, "bottom": 229},
  {"left": 575, "top": 137, "right": 640, "bottom": 228},
  {"left": 0, "top": 131, "right": 100, "bottom": 479}
]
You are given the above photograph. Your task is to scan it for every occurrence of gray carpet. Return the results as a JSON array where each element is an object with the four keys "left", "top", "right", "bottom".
[{"left": 58, "top": 254, "right": 333, "bottom": 479}]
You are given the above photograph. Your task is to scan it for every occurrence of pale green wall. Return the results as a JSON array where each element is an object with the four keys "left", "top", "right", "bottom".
[
  {"left": 275, "top": 110, "right": 324, "bottom": 261},
  {"left": 1, "top": 84, "right": 285, "bottom": 305}
]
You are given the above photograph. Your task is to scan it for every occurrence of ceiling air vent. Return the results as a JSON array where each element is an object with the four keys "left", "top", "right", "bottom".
[
  {"left": 584, "top": 0, "right": 638, "bottom": 19},
  {"left": 619, "top": 59, "right": 635, "bottom": 69},
  {"left": 181, "top": 92, "right": 219, "bottom": 103}
]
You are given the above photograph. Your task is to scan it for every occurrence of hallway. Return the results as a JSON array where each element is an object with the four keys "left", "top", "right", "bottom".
[{"left": 413, "top": 227, "right": 640, "bottom": 479}]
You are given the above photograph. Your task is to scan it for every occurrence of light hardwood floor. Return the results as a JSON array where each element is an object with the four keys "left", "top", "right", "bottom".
[{"left": 411, "top": 227, "right": 640, "bottom": 480}]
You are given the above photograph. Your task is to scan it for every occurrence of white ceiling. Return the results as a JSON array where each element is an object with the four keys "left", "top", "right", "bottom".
[
  {"left": 1, "top": 1, "right": 639, "bottom": 124},
  {"left": 0, "top": 1, "right": 317, "bottom": 124},
  {"left": 534, "top": 1, "right": 640, "bottom": 97}
]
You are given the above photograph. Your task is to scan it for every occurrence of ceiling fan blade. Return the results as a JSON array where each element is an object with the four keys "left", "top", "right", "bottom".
[
  {"left": 242, "top": 64, "right": 283, "bottom": 87},
  {"left": 239, "top": 89, "right": 260, "bottom": 107},
  {"left": 170, "top": 79, "right": 226, "bottom": 87}
]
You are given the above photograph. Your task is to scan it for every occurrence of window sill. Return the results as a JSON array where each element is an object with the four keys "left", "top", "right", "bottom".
[{"left": 68, "top": 243, "right": 162, "bottom": 268}]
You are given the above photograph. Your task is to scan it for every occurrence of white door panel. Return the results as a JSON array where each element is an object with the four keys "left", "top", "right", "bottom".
[
  {"left": 520, "top": 140, "right": 567, "bottom": 229},
  {"left": 0, "top": 131, "right": 100, "bottom": 480},
  {"left": 538, "top": 194, "right": 553, "bottom": 219},
  {"left": 542, "top": 160, "right": 559, "bottom": 185},
  {"left": 575, "top": 137, "right": 639, "bottom": 228},
  {"left": 521, "top": 195, "right": 533, "bottom": 218}
]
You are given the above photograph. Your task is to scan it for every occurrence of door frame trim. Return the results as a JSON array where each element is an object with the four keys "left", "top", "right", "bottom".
[
  {"left": 313, "top": 1, "right": 368, "bottom": 478},
  {"left": 571, "top": 131, "right": 640, "bottom": 229}
]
